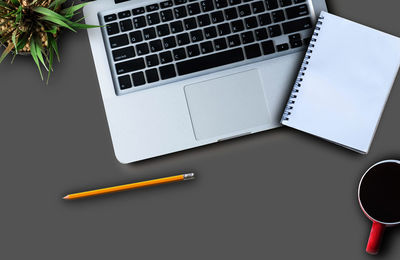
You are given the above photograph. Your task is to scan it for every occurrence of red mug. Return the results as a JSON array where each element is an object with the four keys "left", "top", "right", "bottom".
[{"left": 358, "top": 160, "right": 400, "bottom": 255}]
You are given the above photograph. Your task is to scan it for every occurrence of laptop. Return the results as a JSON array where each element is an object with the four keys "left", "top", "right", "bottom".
[{"left": 83, "top": 0, "right": 327, "bottom": 163}]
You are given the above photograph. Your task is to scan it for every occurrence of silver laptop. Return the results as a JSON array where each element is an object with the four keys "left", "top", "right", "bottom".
[{"left": 83, "top": 0, "right": 327, "bottom": 163}]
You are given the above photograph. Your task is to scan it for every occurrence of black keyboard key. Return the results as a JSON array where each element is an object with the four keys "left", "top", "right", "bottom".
[
  {"left": 119, "top": 19, "right": 133, "bottom": 32},
  {"left": 177, "top": 33, "right": 190, "bottom": 45},
  {"left": 277, "top": 43, "right": 289, "bottom": 51},
  {"left": 112, "top": 46, "right": 135, "bottom": 62},
  {"left": 173, "top": 48, "right": 187, "bottom": 60},
  {"left": 241, "top": 31, "right": 255, "bottom": 44},
  {"left": 174, "top": 0, "right": 187, "bottom": 5},
  {"left": 159, "top": 64, "right": 177, "bottom": 79},
  {"left": 190, "top": 29, "right": 204, "bottom": 42},
  {"left": 229, "top": 0, "right": 241, "bottom": 5},
  {"left": 131, "top": 71, "right": 146, "bottom": 86},
  {"left": 258, "top": 13, "right": 272, "bottom": 25},
  {"left": 201, "top": 0, "right": 215, "bottom": 12},
  {"left": 200, "top": 41, "right": 214, "bottom": 54},
  {"left": 160, "top": 9, "right": 174, "bottom": 22},
  {"left": 146, "top": 54, "right": 160, "bottom": 67},
  {"left": 106, "top": 23, "right": 119, "bottom": 35},
  {"left": 163, "top": 36, "right": 177, "bottom": 49},
  {"left": 132, "top": 7, "right": 145, "bottom": 16},
  {"left": 143, "top": 27, "right": 157, "bottom": 40},
  {"left": 272, "top": 10, "right": 285, "bottom": 23},
  {"left": 176, "top": 47, "right": 244, "bottom": 75},
  {"left": 115, "top": 57, "right": 145, "bottom": 74},
  {"left": 187, "top": 44, "right": 201, "bottom": 57},
  {"left": 261, "top": 40, "right": 275, "bottom": 54},
  {"left": 252, "top": 1, "right": 265, "bottom": 13},
  {"left": 136, "top": 43, "right": 150, "bottom": 55},
  {"left": 285, "top": 4, "right": 309, "bottom": 19},
  {"left": 184, "top": 17, "right": 198, "bottom": 30},
  {"left": 288, "top": 33, "right": 301, "bottom": 42},
  {"left": 109, "top": 34, "right": 129, "bottom": 48},
  {"left": 188, "top": 3, "right": 201, "bottom": 15},
  {"left": 282, "top": 17, "right": 312, "bottom": 34},
  {"left": 129, "top": 31, "right": 143, "bottom": 43},
  {"left": 227, "top": 34, "right": 241, "bottom": 47},
  {"left": 204, "top": 26, "right": 218, "bottom": 39},
  {"left": 149, "top": 39, "right": 163, "bottom": 52},
  {"left": 104, "top": 14, "right": 117, "bottom": 22},
  {"left": 146, "top": 4, "right": 159, "bottom": 12},
  {"left": 231, "top": 19, "right": 244, "bottom": 32},
  {"left": 157, "top": 24, "right": 170, "bottom": 37},
  {"left": 170, "top": 21, "right": 184, "bottom": 33},
  {"left": 265, "top": 0, "right": 278, "bottom": 10},
  {"left": 133, "top": 16, "right": 146, "bottom": 28},
  {"left": 224, "top": 8, "right": 238, "bottom": 20},
  {"left": 197, "top": 14, "right": 211, "bottom": 27},
  {"left": 244, "top": 16, "right": 258, "bottom": 29},
  {"left": 238, "top": 4, "right": 251, "bottom": 17},
  {"left": 214, "top": 38, "right": 227, "bottom": 50},
  {"left": 255, "top": 28, "right": 268, "bottom": 40},
  {"left": 159, "top": 51, "right": 173, "bottom": 64},
  {"left": 174, "top": 6, "right": 188, "bottom": 18},
  {"left": 244, "top": 43, "right": 261, "bottom": 58},
  {"left": 293, "top": 0, "right": 306, "bottom": 3},
  {"left": 118, "top": 10, "right": 131, "bottom": 19},
  {"left": 145, "top": 69, "right": 160, "bottom": 83},
  {"left": 217, "top": 23, "right": 231, "bottom": 36},
  {"left": 279, "top": 0, "right": 292, "bottom": 7},
  {"left": 147, "top": 13, "right": 160, "bottom": 25},
  {"left": 215, "top": 0, "right": 228, "bottom": 8},
  {"left": 211, "top": 11, "right": 224, "bottom": 23},
  {"left": 118, "top": 75, "right": 132, "bottom": 89},
  {"left": 268, "top": 24, "right": 282, "bottom": 37},
  {"left": 290, "top": 40, "right": 302, "bottom": 48},
  {"left": 161, "top": 0, "right": 173, "bottom": 8}
]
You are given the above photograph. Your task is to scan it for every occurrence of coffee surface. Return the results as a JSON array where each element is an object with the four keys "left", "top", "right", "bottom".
[{"left": 359, "top": 162, "right": 400, "bottom": 223}]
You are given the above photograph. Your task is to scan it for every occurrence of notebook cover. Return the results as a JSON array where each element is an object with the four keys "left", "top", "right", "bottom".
[{"left": 281, "top": 11, "right": 400, "bottom": 154}]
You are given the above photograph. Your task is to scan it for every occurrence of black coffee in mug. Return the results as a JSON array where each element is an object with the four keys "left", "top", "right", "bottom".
[{"left": 359, "top": 161, "right": 400, "bottom": 223}]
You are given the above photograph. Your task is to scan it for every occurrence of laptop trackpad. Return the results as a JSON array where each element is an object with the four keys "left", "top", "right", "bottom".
[{"left": 184, "top": 69, "right": 271, "bottom": 140}]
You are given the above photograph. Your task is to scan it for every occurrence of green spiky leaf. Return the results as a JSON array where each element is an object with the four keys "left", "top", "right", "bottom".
[
  {"left": 16, "top": 32, "right": 28, "bottom": 51},
  {"left": 0, "top": 42, "right": 13, "bottom": 63},
  {"left": 30, "top": 37, "right": 44, "bottom": 80},
  {"left": 11, "top": 29, "right": 17, "bottom": 53},
  {"left": 69, "top": 21, "right": 98, "bottom": 30},
  {"left": 48, "top": 0, "right": 67, "bottom": 10},
  {"left": 47, "top": 33, "right": 59, "bottom": 61},
  {"left": 60, "top": 3, "right": 87, "bottom": 18},
  {"left": 45, "top": 26, "right": 57, "bottom": 34},
  {"left": 38, "top": 15, "right": 76, "bottom": 32},
  {"left": 46, "top": 47, "right": 53, "bottom": 84},
  {"left": 9, "top": 0, "right": 19, "bottom": 6}
]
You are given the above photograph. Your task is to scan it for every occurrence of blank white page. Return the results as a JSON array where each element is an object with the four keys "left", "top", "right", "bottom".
[{"left": 282, "top": 11, "right": 400, "bottom": 153}]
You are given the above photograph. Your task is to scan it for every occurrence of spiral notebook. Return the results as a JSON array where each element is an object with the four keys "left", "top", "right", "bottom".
[{"left": 281, "top": 11, "right": 400, "bottom": 154}]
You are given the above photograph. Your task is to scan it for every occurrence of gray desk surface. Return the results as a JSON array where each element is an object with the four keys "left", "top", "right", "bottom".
[{"left": 1, "top": 0, "right": 400, "bottom": 258}]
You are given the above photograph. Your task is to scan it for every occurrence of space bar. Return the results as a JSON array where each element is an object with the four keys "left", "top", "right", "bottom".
[{"left": 176, "top": 48, "right": 245, "bottom": 76}]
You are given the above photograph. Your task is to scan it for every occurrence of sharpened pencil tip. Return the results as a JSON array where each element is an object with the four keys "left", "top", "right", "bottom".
[{"left": 63, "top": 195, "right": 69, "bottom": 200}]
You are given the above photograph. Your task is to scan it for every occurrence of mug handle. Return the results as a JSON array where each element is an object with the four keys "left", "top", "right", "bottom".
[{"left": 366, "top": 221, "right": 385, "bottom": 254}]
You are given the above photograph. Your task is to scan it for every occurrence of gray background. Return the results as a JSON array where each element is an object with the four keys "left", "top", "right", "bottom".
[{"left": 1, "top": 0, "right": 400, "bottom": 258}]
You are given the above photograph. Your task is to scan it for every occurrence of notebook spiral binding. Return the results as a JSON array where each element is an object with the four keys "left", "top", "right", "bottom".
[{"left": 281, "top": 14, "right": 325, "bottom": 121}]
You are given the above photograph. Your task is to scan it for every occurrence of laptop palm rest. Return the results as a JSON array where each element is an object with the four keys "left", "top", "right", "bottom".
[{"left": 184, "top": 69, "right": 271, "bottom": 140}]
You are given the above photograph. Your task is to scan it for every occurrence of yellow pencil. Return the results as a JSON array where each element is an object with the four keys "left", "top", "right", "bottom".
[{"left": 63, "top": 173, "right": 195, "bottom": 200}]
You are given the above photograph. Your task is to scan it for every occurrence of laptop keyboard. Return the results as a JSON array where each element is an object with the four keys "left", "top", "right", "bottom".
[{"left": 100, "top": 0, "right": 314, "bottom": 94}]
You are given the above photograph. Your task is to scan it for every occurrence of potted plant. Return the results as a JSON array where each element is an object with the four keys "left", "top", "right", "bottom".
[{"left": 0, "top": 0, "right": 96, "bottom": 82}]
